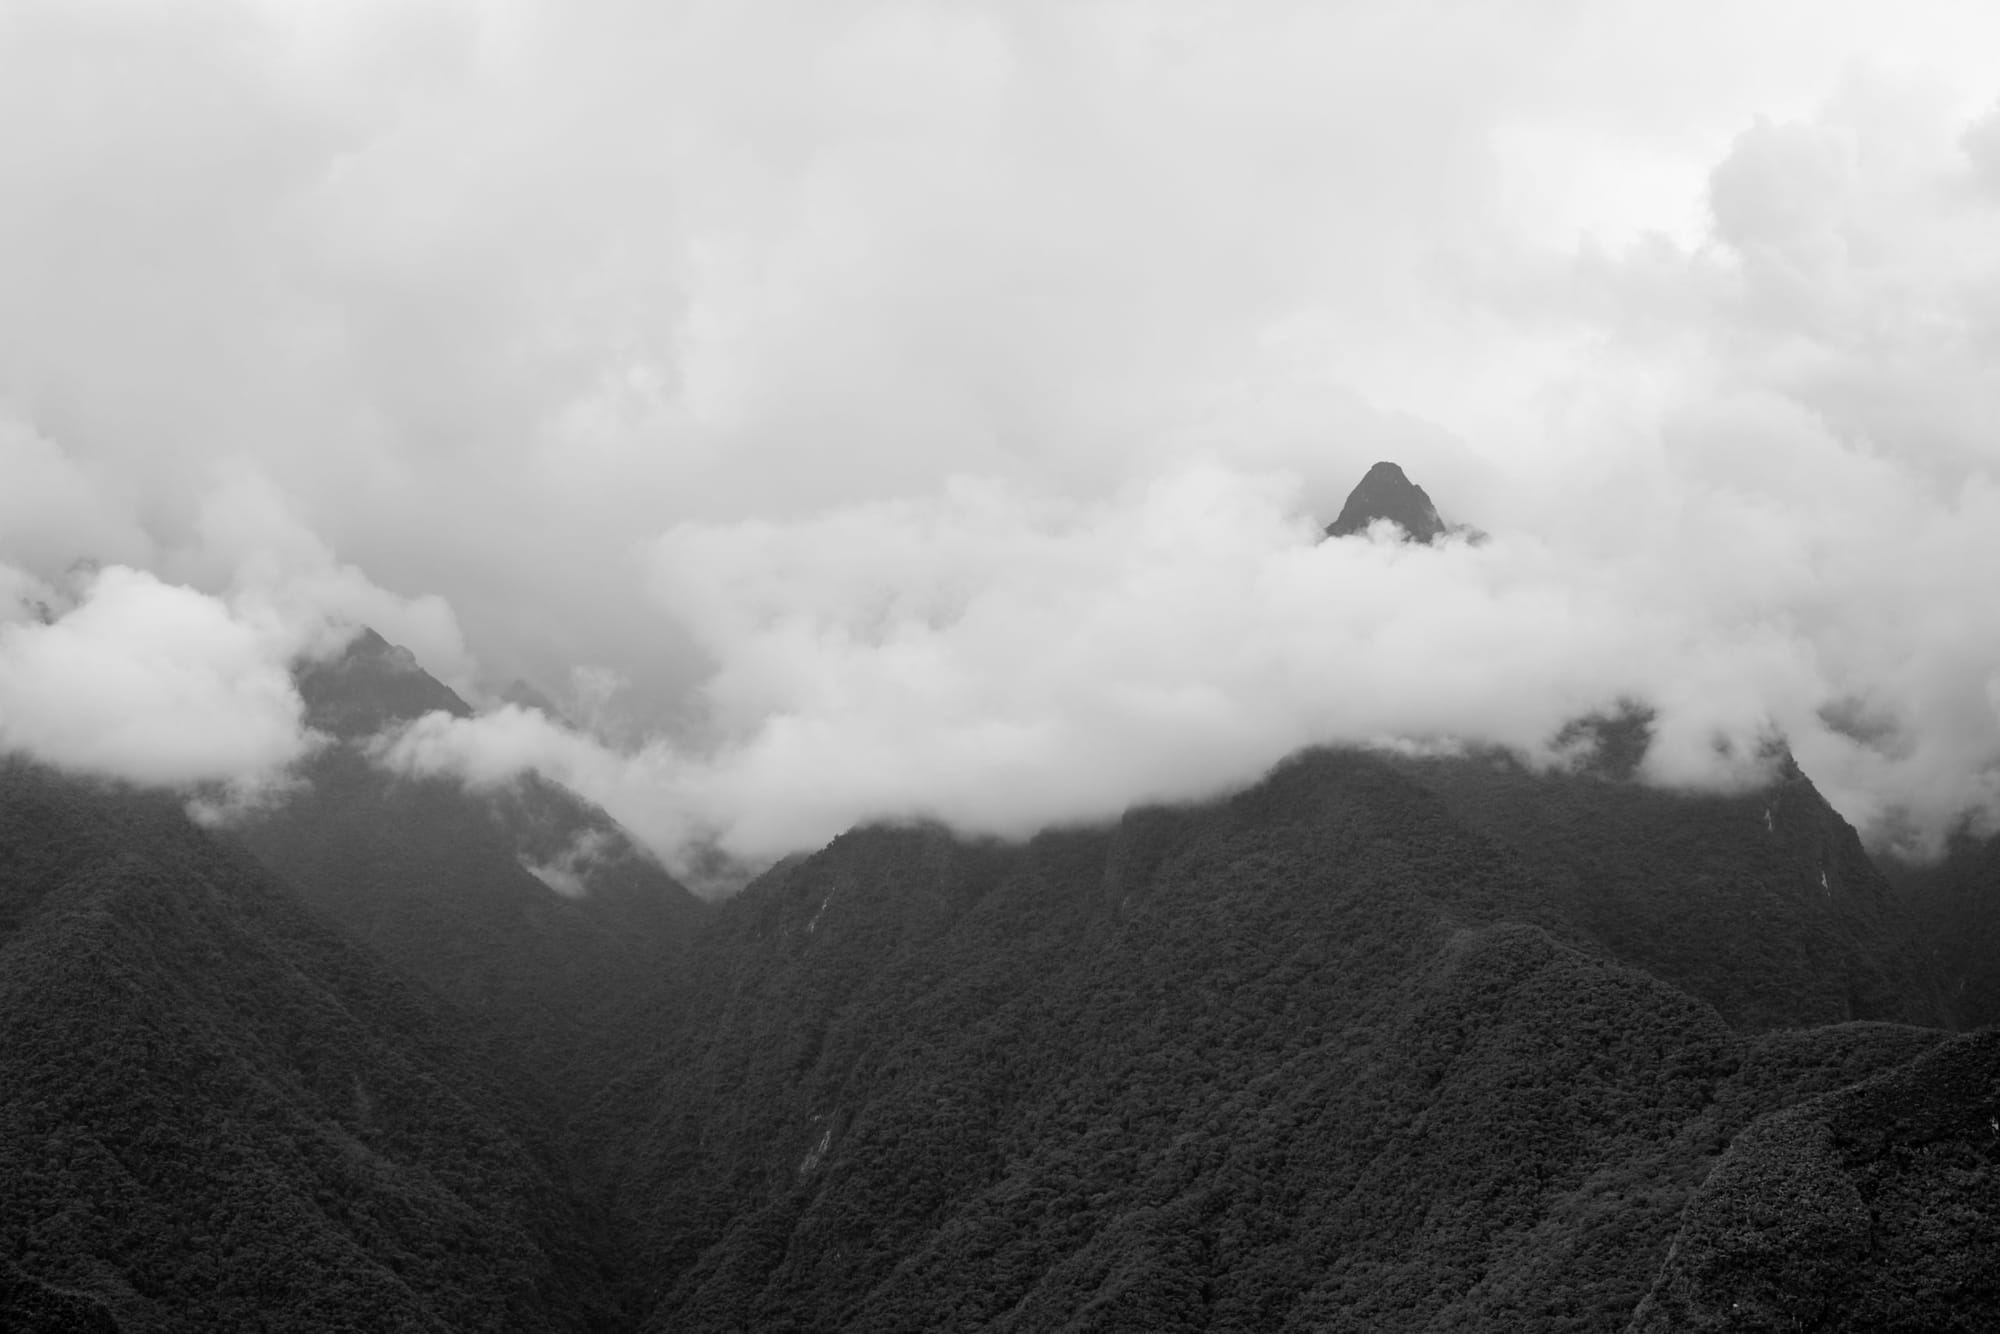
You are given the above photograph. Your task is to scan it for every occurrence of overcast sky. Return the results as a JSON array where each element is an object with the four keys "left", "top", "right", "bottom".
[{"left": 4, "top": 0, "right": 1999, "bottom": 882}]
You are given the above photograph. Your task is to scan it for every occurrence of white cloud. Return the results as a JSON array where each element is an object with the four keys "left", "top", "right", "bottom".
[
  {"left": 4, "top": 2, "right": 1999, "bottom": 869},
  {"left": 0, "top": 429, "right": 471, "bottom": 792},
  {"left": 0, "top": 565, "right": 310, "bottom": 786},
  {"left": 374, "top": 68, "right": 2000, "bottom": 874},
  {"left": 0, "top": 415, "right": 152, "bottom": 572},
  {"left": 183, "top": 473, "right": 475, "bottom": 691},
  {"left": 354, "top": 457, "right": 1877, "bottom": 876}
]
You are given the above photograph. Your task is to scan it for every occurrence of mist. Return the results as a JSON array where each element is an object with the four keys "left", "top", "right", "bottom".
[{"left": 3, "top": 1, "right": 1998, "bottom": 879}]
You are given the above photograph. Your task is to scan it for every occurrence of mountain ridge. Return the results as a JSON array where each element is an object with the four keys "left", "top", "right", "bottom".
[
  {"left": 6, "top": 459, "right": 1993, "bottom": 1329},
  {"left": 0, "top": 760, "right": 628, "bottom": 1331},
  {"left": 232, "top": 632, "right": 707, "bottom": 1119},
  {"left": 583, "top": 746, "right": 1961, "bottom": 1330}
]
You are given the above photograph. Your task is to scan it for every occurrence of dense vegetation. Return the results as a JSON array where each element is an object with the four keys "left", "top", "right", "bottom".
[
  {"left": 587, "top": 749, "right": 1963, "bottom": 1331},
  {"left": 5, "top": 626, "right": 1994, "bottom": 1330},
  {"left": 1396, "top": 747, "right": 1948, "bottom": 1030},
  {"left": 0, "top": 762, "right": 626, "bottom": 1331},
  {"left": 1884, "top": 828, "right": 2000, "bottom": 1029},
  {"left": 233, "top": 747, "right": 701, "bottom": 1114},
  {"left": 235, "top": 631, "right": 705, "bottom": 1113},
  {"left": 1633, "top": 1029, "right": 2000, "bottom": 1331}
]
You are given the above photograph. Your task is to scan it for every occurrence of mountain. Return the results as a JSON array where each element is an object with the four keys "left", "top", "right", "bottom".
[
  {"left": 13, "top": 727, "right": 1964, "bottom": 1330},
  {"left": 1324, "top": 460, "right": 1450, "bottom": 543},
  {"left": 294, "top": 628, "right": 474, "bottom": 737},
  {"left": 1883, "top": 829, "right": 2000, "bottom": 1028},
  {"left": 0, "top": 761, "right": 626, "bottom": 1331},
  {"left": 1394, "top": 745, "right": 1949, "bottom": 1031},
  {"left": 1632, "top": 1028, "right": 2000, "bottom": 1331},
  {"left": 233, "top": 630, "right": 706, "bottom": 1111},
  {"left": 588, "top": 747, "right": 1956, "bottom": 1331},
  {"left": 8, "top": 460, "right": 1993, "bottom": 1328}
]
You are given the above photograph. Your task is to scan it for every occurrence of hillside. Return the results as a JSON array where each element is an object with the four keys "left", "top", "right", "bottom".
[
  {"left": 589, "top": 748, "right": 1956, "bottom": 1331},
  {"left": 232, "top": 631, "right": 707, "bottom": 1110},
  {"left": 5, "top": 464, "right": 1988, "bottom": 1328},
  {"left": 0, "top": 761, "right": 627, "bottom": 1332},
  {"left": 1394, "top": 746, "right": 1949, "bottom": 1030},
  {"left": 1631, "top": 1028, "right": 2000, "bottom": 1331},
  {"left": 1883, "top": 829, "right": 2000, "bottom": 1028},
  {"left": 4, "top": 702, "right": 1980, "bottom": 1330}
]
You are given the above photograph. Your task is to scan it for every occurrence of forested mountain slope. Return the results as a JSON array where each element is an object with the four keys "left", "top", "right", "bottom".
[
  {"left": 1632, "top": 1028, "right": 2000, "bottom": 1332},
  {"left": 4, "top": 578, "right": 1984, "bottom": 1327},
  {"left": 1884, "top": 829, "right": 2000, "bottom": 1029},
  {"left": 589, "top": 748, "right": 1956, "bottom": 1332},
  {"left": 233, "top": 630, "right": 707, "bottom": 1109},
  {"left": 1395, "top": 748, "right": 1949, "bottom": 1030},
  {"left": 0, "top": 762, "right": 626, "bottom": 1332}
]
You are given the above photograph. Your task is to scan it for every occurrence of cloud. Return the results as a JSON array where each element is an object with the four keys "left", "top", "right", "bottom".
[
  {"left": 5, "top": 4, "right": 2000, "bottom": 870},
  {"left": 0, "top": 419, "right": 471, "bottom": 794},
  {"left": 519, "top": 828, "right": 624, "bottom": 899},
  {"left": 184, "top": 473, "right": 476, "bottom": 692},
  {"left": 36, "top": 0, "right": 1975, "bottom": 699},
  {"left": 0, "top": 417, "right": 153, "bottom": 572},
  {"left": 356, "top": 450, "right": 1908, "bottom": 876},
  {"left": 371, "top": 70, "right": 2000, "bottom": 876},
  {"left": 0, "top": 564, "right": 311, "bottom": 787}
]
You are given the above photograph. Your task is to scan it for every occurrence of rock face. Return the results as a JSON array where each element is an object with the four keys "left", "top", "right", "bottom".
[
  {"left": 1324, "top": 460, "right": 1448, "bottom": 544},
  {"left": 293, "top": 626, "right": 472, "bottom": 736}
]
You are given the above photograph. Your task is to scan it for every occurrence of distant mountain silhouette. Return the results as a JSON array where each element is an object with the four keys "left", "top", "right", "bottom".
[
  {"left": 294, "top": 626, "right": 472, "bottom": 736},
  {"left": 1325, "top": 460, "right": 1450, "bottom": 543}
]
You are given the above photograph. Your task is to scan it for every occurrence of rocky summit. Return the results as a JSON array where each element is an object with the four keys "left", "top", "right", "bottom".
[{"left": 1324, "top": 460, "right": 1450, "bottom": 544}]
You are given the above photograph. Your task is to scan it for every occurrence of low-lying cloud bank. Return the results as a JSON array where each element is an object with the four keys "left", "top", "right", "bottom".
[
  {"left": 368, "top": 446, "right": 2000, "bottom": 881},
  {"left": 0, "top": 563, "right": 310, "bottom": 788},
  {"left": 3, "top": 4, "right": 1998, "bottom": 883},
  {"left": 370, "top": 79, "right": 2000, "bottom": 879},
  {"left": 0, "top": 421, "right": 470, "bottom": 802}
]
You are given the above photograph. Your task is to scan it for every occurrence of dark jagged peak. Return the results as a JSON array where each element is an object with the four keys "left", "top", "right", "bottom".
[
  {"left": 1324, "top": 459, "right": 1492, "bottom": 545},
  {"left": 1325, "top": 460, "right": 1449, "bottom": 544},
  {"left": 295, "top": 626, "right": 472, "bottom": 738}
]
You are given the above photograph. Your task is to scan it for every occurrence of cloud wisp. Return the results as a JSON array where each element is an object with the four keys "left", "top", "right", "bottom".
[{"left": 0, "top": 564, "right": 310, "bottom": 789}]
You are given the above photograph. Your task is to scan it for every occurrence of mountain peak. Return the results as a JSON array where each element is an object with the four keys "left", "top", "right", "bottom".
[
  {"left": 295, "top": 627, "right": 473, "bottom": 738},
  {"left": 1324, "top": 460, "right": 1448, "bottom": 544}
]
